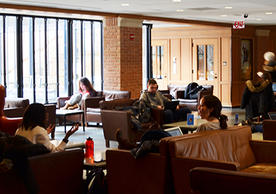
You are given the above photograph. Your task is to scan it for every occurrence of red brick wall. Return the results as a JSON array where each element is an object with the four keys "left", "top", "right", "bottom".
[{"left": 104, "top": 17, "right": 142, "bottom": 98}]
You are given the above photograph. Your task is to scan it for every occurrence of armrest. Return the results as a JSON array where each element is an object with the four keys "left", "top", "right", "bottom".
[
  {"left": 250, "top": 140, "right": 276, "bottom": 163},
  {"left": 171, "top": 156, "right": 239, "bottom": 194},
  {"left": 190, "top": 167, "right": 276, "bottom": 194},
  {"left": 263, "top": 120, "right": 276, "bottom": 140},
  {"left": 82, "top": 96, "right": 105, "bottom": 109},
  {"left": 151, "top": 107, "right": 164, "bottom": 125},
  {"left": 4, "top": 107, "right": 25, "bottom": 117},
  {"left": 57, "top": 96, "right": 70, "bottom": 108}
]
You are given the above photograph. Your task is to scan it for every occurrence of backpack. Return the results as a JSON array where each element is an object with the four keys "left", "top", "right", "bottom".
[{"left": 184, "top": 82, "right": 199, "bottom": 99}]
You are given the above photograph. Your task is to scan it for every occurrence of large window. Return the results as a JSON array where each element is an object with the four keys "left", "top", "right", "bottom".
[{"left": 0, "top": 14, "right": 103, "bottom": 103}]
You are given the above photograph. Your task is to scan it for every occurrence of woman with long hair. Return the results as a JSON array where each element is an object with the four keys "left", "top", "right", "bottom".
[
  {"left": 196, "top": 95, "right": 228, "bottom": 132},
  {"left": 16, "top": 103, "right": 79, "bottom": 152},
  {"left": 62, "top": 77, "right": 97, "bottom": 110}
]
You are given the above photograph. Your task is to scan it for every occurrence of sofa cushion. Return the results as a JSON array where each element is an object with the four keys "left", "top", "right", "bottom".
[
  {"left": 178, "top": 99, "right": 197, "bottom": 103},
  {"left": 86, "top": 108, "right": 101, "bottom": 113},
  {"left": 168, "top": 84, "right": 187, "bottom": 99},
  {"left": 242, "top": 163, "right": 276, "bottom": 175},
  {"left": 168, "top": 126, "right": 255, "bottom": 170}
]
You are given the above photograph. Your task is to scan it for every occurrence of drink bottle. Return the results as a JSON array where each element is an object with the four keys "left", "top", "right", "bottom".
[{"left": 85, "top": 137, "right": 94, "bottom": 161}]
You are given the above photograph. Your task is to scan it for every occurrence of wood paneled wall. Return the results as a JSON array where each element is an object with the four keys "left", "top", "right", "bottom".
[
  {"left": 152, "top": 24, "right": 276, "bottom": 107},
  {"left": 152, "top": 25, "right": 232, "bottom": 106}
]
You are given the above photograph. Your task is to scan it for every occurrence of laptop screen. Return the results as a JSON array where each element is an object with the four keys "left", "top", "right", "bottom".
[
  {"left": 164, "top": 127, "right": 183, "bottom": 137},
  {"left": 268, "top": 112, "right": 276, "bottom": 120}
]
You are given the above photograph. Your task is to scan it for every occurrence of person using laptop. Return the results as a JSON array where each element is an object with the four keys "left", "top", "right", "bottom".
[
  {"left": 196, "top": 95, "right": 228, "bottom": 132},
  {"left": 140, "top": 79, "right": 190, "bottom": 123}
]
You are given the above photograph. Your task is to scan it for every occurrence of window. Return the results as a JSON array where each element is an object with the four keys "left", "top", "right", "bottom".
[
  {"left": 197, "top": 44, "right": 214, "bottom": 81},
  {"left": 0, "top": 13, "right": 103, "bottom": 103}
]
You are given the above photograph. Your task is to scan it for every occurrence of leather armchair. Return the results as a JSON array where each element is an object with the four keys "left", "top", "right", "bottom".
[
  {"left": 100, "top": 98, "right": 163, "bottom": 147},
  {"left": 263, "top": 119, "right": 276, "bottom": 140},
  {"left": 190, "top": 167, "right": 276, "bottom": 194},
  {"left": 168, "top": 84, "right": 213, "bottom": 111},
  {"left": 4, "top": 98, "right": 29, "bottom": 118},
  {"left": 0, "top": 149, "right": 84, "bottom": 194}
]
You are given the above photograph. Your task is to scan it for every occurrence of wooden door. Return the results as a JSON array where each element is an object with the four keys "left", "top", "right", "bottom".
[
  {"left": 192, "top": 39, "right": 219, "bottom": 97},
  {"left": 151, "top": 40, "right": 168, "bottom": 90}
]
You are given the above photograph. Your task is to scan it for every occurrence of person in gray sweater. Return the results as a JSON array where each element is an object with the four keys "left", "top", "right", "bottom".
[{"left": 140, "top": 79, "right": 190, "bottom": 123}]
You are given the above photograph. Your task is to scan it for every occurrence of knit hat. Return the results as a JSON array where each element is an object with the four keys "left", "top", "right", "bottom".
[{"left": 264, "top": 51, "right": 275, "bottom": 62}]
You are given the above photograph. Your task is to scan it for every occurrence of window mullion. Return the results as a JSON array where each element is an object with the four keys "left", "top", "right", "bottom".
[
  {"left": 91, "top": 21, "right": 94, "bottom": 84},
  {"left": 56, "top": 19, "right": 59, "bottom": 97},
  {"left": 44, "top": 18, "right": 48, "bottom": 103},
  {"left": 3, "top": 15, "right": 6, "bottom": 91}
]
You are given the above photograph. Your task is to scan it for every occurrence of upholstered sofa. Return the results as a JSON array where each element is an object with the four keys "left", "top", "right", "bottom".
[
  {"left": 0, "top": 149, "right": 84, "bottom": 194},
  {"left": 106, "top": 125, "right": 276, "bottom": 194},
  {"left": 190, "top": 167, "right": 276, "bottom": 194},
  {"left": 57, "top": 90, "right": 131, "bottom": 125},
  {"left": 100, "top": 98, "right": 163, "bottom": 147},
  {"left": 4, "top": 98, "right": 29, "bottom": 118},
  {"left": 167, "top": 84, "right": 213, "bottom": 111}
]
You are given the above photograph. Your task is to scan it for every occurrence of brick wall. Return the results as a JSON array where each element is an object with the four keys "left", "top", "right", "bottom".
[{"left": 104, "top": 17, "right": 142, "bottom": 98}]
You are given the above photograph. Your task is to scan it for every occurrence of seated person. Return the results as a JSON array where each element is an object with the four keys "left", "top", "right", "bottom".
[
  {"left": 140, "top": 79, "right": 190, "bottom": 124},
  {"left": 196, "top": 95, "right": 228, "bottom": 132},
  {"left": 16, "top": 103, "right": 79, "bottom": 152},
  {"left": 240, "top": 71, "right": 273, "bottom": 120},
  {"left": 62, "top": 77, "right": 97, "bottom": 110},
  {"left": 0, "top": 85, "right": 22, "bottom": 135}
]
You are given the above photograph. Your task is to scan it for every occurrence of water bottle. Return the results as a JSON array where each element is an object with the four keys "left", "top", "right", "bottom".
[
  {"left": 85, "top": 137, "right": 94, "bottom": 161},
  {"left": 234, "top": 113, "right": 239, "bottom": 125}
]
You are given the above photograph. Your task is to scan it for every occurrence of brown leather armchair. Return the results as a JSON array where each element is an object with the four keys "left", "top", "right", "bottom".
[
  {"left": 100, "top": 98, "right": 163, "bottom": 147},
  {"left": 4, "top": 98, "right": 29, "bottom": 117},
  {"left": 168, "top": 84, "right": 213, "bottom": 111},
  {"left": 0, "top": 149, "right": 84, "bottom": 194},
  {"left": 57, "top": 90, "right": 131, "bottom": 125},
  {"left": 190, "top": 167, "right": 276, "bottom": 194}
]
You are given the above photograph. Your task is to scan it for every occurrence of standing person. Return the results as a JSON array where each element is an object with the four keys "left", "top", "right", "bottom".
[
  {"left": 61, "top": 77, "right": 97, "bottom": 110},
  {"left": 140, "top": 79, "right": 190, "bottom": 124},
  {"left": 16, "top": 103, "right": 79, "bottom": 152},
  {"left": 263, "top": 51, "right": 276, "bottom": 91},
  {"left": 196, "top": 95, "right": 228, "bottom": 132}
]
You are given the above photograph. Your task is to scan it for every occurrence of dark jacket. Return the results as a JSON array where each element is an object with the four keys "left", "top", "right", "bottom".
[
  {"left": 263, "top": 61, "right": 276, "bottom": 82},
  {"left": 241, "top": 80, "right": 274, "bottom": 119}
]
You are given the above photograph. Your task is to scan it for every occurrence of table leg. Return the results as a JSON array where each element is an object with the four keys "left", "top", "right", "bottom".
[
  {"left": 64, "top": 115, "right": 66, "bottom": 133},
  {"left": 83, "top": 112, "right": 85, "bottom": 132}
]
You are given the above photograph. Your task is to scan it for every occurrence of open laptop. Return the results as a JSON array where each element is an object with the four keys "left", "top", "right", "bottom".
[
  {"left": 268, "top": 112, "right": 276, "bottom": 120},
  {"left": 164, "top": 126, "right": 183, "bottom": 137},
  {"left": 164, "top": 100, "right": 179, "bottom": 110}
]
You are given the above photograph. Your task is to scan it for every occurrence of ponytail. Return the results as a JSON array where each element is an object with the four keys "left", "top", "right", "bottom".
[{"left": 219, "top": 114, "right": 228, "bottom": 129}]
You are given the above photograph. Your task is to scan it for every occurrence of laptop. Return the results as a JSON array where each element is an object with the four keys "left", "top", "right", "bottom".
[
  {"left": 268, "top": 112, "right": 276, "bottom": 120},
  {"left": 164, "top": 127, "right": 183, "bottom": 137},
  {"left": 164, "top": 100, "right": 179, "bottom": 110}
]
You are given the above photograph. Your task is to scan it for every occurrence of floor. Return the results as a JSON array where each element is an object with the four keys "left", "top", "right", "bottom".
[{"left": 53, "top": 107, "right": 262, "bottom": 153}]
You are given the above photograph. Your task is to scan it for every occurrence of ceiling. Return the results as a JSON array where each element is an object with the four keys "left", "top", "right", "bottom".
[{"left": 0, "top": 0, "right": 276, "bottom": 25}]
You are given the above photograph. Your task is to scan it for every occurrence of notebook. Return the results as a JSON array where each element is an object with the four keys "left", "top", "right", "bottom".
[
  {"left": 164, "top": 127, "right": 183, "bottom": 137},
  {"left": 268, "top": 112, "right": 276, "bottom": 120}
]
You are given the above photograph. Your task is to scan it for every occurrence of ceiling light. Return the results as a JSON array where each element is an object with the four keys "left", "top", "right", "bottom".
[
  {"left": 172, "top": 0, "right": 182, "bottom": 2},
  {"left": 121, "top": 3, "right": 129, "bottom": 6},
  {"left": 176, "top": 9, "right": 184, "bottom": 12},
  {"left": 220, "top": 14, "right": 227, "bottom": 17},
  {"left": 224, "top": 6, "right": 232, "bottom": 9},
  {"left": 265, "top": 12, "right": 273, "bottom": 15},
  {"left": 256, "top": 18, "right": 262, "bottom": 21}
]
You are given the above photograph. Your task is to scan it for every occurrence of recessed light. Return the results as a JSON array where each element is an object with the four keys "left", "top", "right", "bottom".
[
  {"left": 224, "top": 6, "right": 232, "bottom": 9},
  {"left": 220, "top": 14, "right": 227, "bottom": 17},
  {"left": 256, "top": 18, "right": 262, "bottom": 21},
  {"left": 265, "top": 12, "right": 273, "bottom": 15},
  {"left": 121, "top": 3, "right": 129, "bottom": 6},
  {"left": 172, "top": 0, "right": 182, "bottom": 2},
  {"left": 176, "top": 9, "right": 184, "bottom": 12}
]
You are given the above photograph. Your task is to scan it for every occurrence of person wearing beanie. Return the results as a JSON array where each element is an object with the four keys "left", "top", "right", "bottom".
[{"left": 263, "top": 51, "right": 276, "bottom": 91}]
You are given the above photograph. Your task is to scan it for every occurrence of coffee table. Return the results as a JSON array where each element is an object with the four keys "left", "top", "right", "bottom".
[
  {"left": 163, "top": 119, "right": 207, "bottom": 133},
  {"left": 56, "top": 109, "right": 85, "bottom": 133}
]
